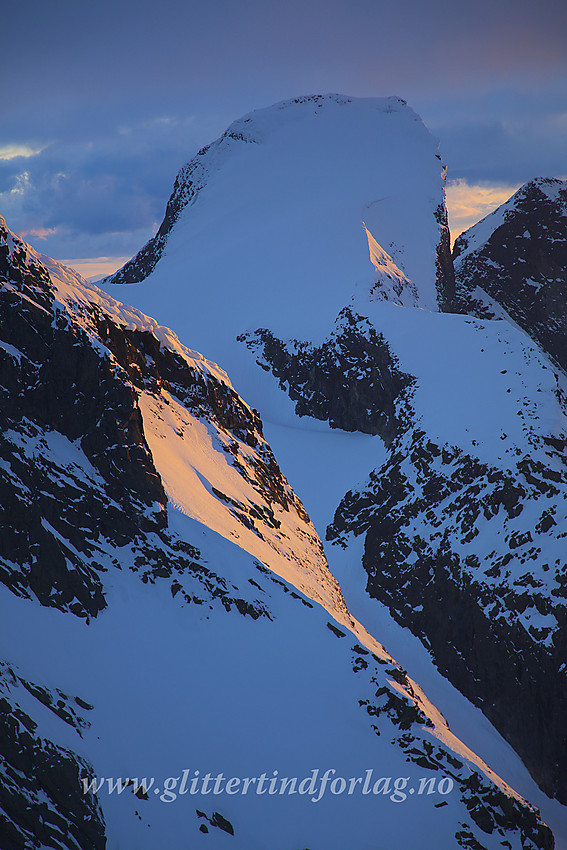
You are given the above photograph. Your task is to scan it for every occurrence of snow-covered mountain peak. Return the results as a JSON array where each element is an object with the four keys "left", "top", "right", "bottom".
[
  {"left": 104, "top": 94, "right": 453, "bottom": 418},
  {"left": 218, "top": 93, "right": 418, "bottom": 141},
  {"left": 515, "top": 176, "right": 567, "bottom": 205}
]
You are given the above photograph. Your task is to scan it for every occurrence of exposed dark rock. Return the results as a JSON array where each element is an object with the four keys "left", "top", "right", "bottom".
[
  {"left": 196, "top": 809, "right": 235, "bottom": 836},
  {"left": 326, "top": 622, "right": 347, "bottom": 638},
  {"left": 239, "top": 308, "right": 413, "bottom": 444},
  {"left": 105, "top": 102, "right": 265, "bottom": 287},
  {"left": 1, "top": 223, "right": 166, "bottom": 617},
  {"left": 0, "top": 662, "right": 106, "bottom": 850},
  {"left": 328, "top": 430, "right": 567, "bottom": 803},
  {"left": 435, "top": 199, "right": 457, "bottom": 311},
  {"left": 211, "top": 812, "right": 235, "bottom": 836},
  {"left": 453, "top": 178, "right": 567, "bottom": 372},
  {"left": 105, "top": 142, "right": 215, "bottom": 284}
]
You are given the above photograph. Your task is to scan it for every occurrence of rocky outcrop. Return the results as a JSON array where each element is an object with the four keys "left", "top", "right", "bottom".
[
  {"left": 239, "top": 308, "right": 413, "bottom": 444},
  {"left": 1, "top": 225, "right": 166, "bottom": 618},
  {"left": 0, "top": 661, "right": 106, "bottom": 850},
  {"left": 328, "top": 423, "right": 567, "bottom": 803},
  {"left": 453, "top": 177, "right": 567, "bottom": 372},
  {"left": 105, "top": 142, "right": 215, "bottom": 284},
  {"left": 435, "top": 199, "right": 457, "bottom": 311},
  {"left": 0, "top": 216, "right": 305, "bottom": 619}
]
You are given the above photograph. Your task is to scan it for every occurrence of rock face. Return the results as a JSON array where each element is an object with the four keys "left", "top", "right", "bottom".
[
  {"left": 0, "top": 661, "right": 106, "bottom": 850},
  {"left": 453, "top": 177, "right": 567, "bottom": 371},
  {"left": 1, "top": 218, "right": 559, "bottom": 849},
  {"left": 0, "top": 222, "right": 166, "bottom": 618},
  {"left": 328, "top": 423, "right": 567, "bottom": 803},
  {"left": 435, "top": 200, "right": 457, "bottom": 311},
  {"left": 239, "top": 307, "right": 413, "bottom": 444},
  {"left": 320, "top": 294, "right": 567, "bottom": 804}
]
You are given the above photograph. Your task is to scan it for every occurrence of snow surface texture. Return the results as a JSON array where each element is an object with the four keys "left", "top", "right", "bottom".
[
  {"left": 0, "top": 217, "right": 558, "bottom": 848},
  {"left": 101, "top": 95, "right": 567, "bottom": 833}
]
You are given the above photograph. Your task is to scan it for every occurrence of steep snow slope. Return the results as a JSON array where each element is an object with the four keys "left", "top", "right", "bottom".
[
  {"left": 102, "top": 96, "right": 567, "bottom": 808},
  {"left": 2, "top": 219, "right": 558, "bottom": 848},
  {"left": 1, "top": 213, "right": 348, "bottom": 623}
]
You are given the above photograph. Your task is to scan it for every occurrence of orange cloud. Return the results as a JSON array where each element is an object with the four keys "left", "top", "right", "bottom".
[
  {"left": 20, "top": 226, "right": 58, "bottom": 240},
  {"left": 62, "top": 256, "right": 131, "bottom": 281}
]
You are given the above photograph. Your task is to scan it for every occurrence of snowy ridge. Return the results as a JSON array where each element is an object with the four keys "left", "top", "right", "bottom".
[
  {"left": 3, "top": 217, "right": 349, "bottom": 613},
  {"left": 136, "top": 388, "right": 349, "bottom": 618},
  {"left": 1, "top": 217, "right": 350, "bottom": 621}
]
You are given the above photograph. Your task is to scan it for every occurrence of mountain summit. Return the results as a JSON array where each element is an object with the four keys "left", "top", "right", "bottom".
[{"left": 106, "top": 94, "right": 454, "bottom": 402}]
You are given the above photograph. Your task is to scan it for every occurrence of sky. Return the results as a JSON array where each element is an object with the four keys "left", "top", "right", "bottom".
[{"left": 1, "top": 0, "right": 566, "bottom": 278}]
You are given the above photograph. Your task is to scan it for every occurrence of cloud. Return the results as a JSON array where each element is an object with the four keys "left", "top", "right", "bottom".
[
  {"left": 0, "top": 111, "right": 223, "bottom": 260},
  {"left": 0, "top": 145, "right": 47, "bottom": 161},
  {"left": 61, "top": 256, "right": 132, "bottom": 281},
  {"left": 445, "top": 180, "right": 520, "bottom": 242},
  {"left": 19, "top": 226, "right": 58, "bottom": 240}
]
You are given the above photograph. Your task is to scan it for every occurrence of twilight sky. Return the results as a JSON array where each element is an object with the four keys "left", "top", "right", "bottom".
[{"left": 1, "top": 0, "right": 566, "bottom": 278}]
